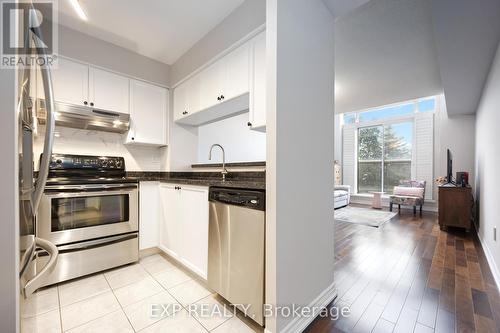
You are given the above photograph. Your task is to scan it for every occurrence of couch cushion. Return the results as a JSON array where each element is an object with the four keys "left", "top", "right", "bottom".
[
  {"left": 393, "top": 186, "right": 424, "bottom": 198},
  {"left": 390, "top": 195, "right": 423, "bottom": 206},
  {"left": 334, "top": 190, "right": 348, "bottom": 198}
]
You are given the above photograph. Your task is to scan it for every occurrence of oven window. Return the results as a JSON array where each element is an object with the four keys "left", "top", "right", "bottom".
[{"left": 51, "top": 194, "right": 129, "bottom": 231}]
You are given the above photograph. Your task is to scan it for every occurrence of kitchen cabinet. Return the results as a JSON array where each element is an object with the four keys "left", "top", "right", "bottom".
[
  {"left": 159, "top": 184, "right": 209, "bottom": 278},
  {"left": 173, "top": 73, "right": 200, "bottom": 122},
  {"left": 173, "top": 42, "right": 250, "bottom": 125},
  {"left": 249, "top": 31, "right": 266, "bottom": 131},
  {"left": 37, "top": 58, "right": 130, "bottom": 114},
  {"left": 38, "top": 57, "right": 89, "bottom": 106},
  {"left": 89, "top": 66, "right": 130, "bottom": 114},
  {"left": 126, "top": 79, "right": 169, "bottom": 146},
  {"left": 199, "top": 59, "right": 225, "bottom": 111},
  {"left": 223, "top": 43, "right": 250, "bottom": 101},
  {"left": 198, "top": 43, "right": 250, "bottom": 110},
  {"left": 139, "top": 182, "right": 160, "bottom": 250}
]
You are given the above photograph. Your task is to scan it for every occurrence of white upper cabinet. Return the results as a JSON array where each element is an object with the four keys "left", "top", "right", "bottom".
[
  {"left": 223, "top": 43, "right": 250, "bottom": 101},
  {"left": 199, "top": 59, "right": 226, "bottom": 110},
  {"left": 249, "top": 32, "right": 266, "bottom": 131},
  {"left": 172, "top": 32, "right": 265, "bottom": 128},
  {"left": 89, "top": 67, "right": 130, "bottom": 114},
  {"left": 42, "top": 57, "right": 89, "bottom": 106},
  {"left": 173, "top": 79, "right": 188, "bottom": 121},
  {"left": 173, "top": 41, "right": 251, "bottom": 125},
  {"left": 126, "top": 80, "right": 168, "bottom": 146}
]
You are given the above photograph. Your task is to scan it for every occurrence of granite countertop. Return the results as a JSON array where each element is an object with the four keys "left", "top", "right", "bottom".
[
  {"left": 126, "top": 171, "right": 265, "bottom": 190},
  {"left": 191, "top": 161, "right": 266, "bottom": 168}
]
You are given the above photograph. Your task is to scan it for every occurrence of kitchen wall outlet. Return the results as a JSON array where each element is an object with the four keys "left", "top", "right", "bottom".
[{"left": 494, "top": 226, "right": 497, "bottom": 241}]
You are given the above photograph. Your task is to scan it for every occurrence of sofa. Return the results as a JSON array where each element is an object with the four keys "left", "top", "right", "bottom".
[{"left": 334, "top": 185, "right": 351, "bottom": 209}]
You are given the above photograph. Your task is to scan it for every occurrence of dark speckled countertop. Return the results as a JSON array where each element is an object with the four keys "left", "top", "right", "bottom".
[{"left": 126, "top": 171, "right": 265, "bottom": 190}]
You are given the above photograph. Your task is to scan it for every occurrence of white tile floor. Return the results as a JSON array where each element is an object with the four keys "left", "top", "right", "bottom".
[{"left": 20, "top": 253, "right": 262, "bottom": 333}]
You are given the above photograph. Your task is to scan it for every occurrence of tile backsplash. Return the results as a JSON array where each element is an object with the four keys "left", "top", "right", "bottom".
[{"left": 33, "top": 126, "right": 167, "bottom": 171}]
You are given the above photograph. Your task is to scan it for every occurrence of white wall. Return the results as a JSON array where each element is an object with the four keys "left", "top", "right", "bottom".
[
  {"left": 0, "top": 69, "right": 19, "bottom": 333},
  {"left": 266, "top": 0, "right": 335, "bottom": 331},
  {"left": 33, "top": 127, "right": 167, "bottom": 172},
  {"left": 335, "top": 0, "right": 442, "bottom": 113},
  {"left": 434, "top": 97, "right": 476, "bottom": 197},
  {"left": 58, "top": 25, "right": 171, "bottom": 87},
  {"left": 197, "top": 113, "right": 266, "bottom": 163},
  {"left": 171, "top": 0, "right": 265, "bottom": 85},
  {"left": 431, "top": 0, "right": 500, "bottom": 116},
  {"left": 334, "top": 114, "right": 342, "bottom": 163},
  {"left": 475, "top": 42, "right": 500, "bottom": 288}
]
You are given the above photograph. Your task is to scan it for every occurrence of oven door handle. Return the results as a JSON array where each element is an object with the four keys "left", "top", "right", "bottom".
[
  {"left": 23, "top": 238, "right": 59, "bottom": 298},
  {"left": 44, "top": 184, "right": 138, "bottom": 193}
]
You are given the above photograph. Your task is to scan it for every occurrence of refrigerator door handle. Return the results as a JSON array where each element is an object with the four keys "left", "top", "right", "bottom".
[
  {"left": 30, "top": 17, "right": 56, "bottom": 214},
  {"left": 23, "top": 237, "right": 59, "bottom": 298}
]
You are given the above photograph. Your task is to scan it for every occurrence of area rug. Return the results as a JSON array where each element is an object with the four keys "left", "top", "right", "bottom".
[{"left": 334, "top": 206, "right": 397, "bottom": 227}]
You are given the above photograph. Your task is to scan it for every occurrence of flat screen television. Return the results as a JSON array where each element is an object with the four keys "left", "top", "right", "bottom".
[{"left": 447, "top": 149, "right": 453, "bottom": 184}]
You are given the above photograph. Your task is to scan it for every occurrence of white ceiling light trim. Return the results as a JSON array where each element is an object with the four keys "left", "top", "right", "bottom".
[{"left": 68, "top": 0, "right": 87, "bottom": 21}]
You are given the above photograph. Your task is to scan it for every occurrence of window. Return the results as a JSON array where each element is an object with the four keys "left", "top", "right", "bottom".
[
  {"left": 341, "top": 96, "right": 436, "bottom": 125},
  {"left": 358, "top": 122, "right": 413, "bottom": 194},
  {"left": 358, "top": 102, "right": 414, "bottom": 122}
]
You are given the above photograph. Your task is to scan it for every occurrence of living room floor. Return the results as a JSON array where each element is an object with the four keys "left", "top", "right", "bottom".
[{"left": 306, "top": 207, "right": 500, "bottom": 333}]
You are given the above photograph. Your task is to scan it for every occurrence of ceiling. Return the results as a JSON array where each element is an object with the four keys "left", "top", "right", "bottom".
[
  {"left": 431, "top": 0, "right": 500, "bottom": 115},
  {"left": 56, "top": 0, "right": 245, "bottom": 65},
  {"left": 323, "top": 0, "right": 371, "bottom": 19},
  {"left": 334, "top": 0, "right": 443, "bottom": 114}
]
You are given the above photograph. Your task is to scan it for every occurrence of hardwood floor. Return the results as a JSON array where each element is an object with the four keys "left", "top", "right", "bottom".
[{"left": 305, "top": 208, "right": 500, "bottom": 333}]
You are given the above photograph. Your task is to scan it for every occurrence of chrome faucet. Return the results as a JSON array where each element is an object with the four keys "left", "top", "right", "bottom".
[{"left": 208, "top": 144, "right": 228, "bottom": 181}]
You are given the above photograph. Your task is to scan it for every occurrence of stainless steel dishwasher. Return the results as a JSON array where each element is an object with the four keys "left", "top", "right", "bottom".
[{"left": 208, "top": 187, "right": 265, "bottom": 326}]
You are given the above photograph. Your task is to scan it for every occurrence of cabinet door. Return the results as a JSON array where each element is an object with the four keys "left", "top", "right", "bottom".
[
  {"left": 223, "top": 43, "right": 250, "bottom": 101},
  {"left": 173, "top": 80, "right": 188, "bottom": 121},
  {"left": 199, "top": 59, "right": 225, "bottom": 111},
  {"left": 186, "top": 73, "right": 201, "bottom": 115},
  {"left": 128, "top": 80, "right": 168, "bottom": 145},
  {"left": 249, "top": 32, "right": 266, "bottom": 130},
  {"left": 139, "top": 182, "right": 160, "bottom": 250},
  {"left": 179, "top": 186, "right": 209, "bottom": 278},
  {"left": 43, "top": 57, "right": 89, "bottom": 106},
  {"left": 89, "top": 67, "right": 130, "bottom": 113},
  {"left": 159, "top": 185, "right": 182, "bottom": 259}
]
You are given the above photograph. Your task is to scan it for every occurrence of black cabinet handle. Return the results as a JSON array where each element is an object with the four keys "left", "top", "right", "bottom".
[
  {"left": 247, "top": 122, "right": 252, "bottom": 127},
  {"left": 83, "top": 101, "right": 88, "bottom": 105},
  {"left": 90, "top": 102, "right": 94, "bottom": 107},
  {"left": 131, "top": 137, "right": 135, "bottom": 141},
  {"left": 182, "top": 111, "right": 188, "bottom": 115},
  {"left": 174, "top": 186, "right": 182, "bottom": 190}
]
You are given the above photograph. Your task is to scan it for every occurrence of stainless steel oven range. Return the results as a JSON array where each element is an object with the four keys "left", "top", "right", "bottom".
[{"left": 36, "top": 154, "right": 139, "bottom": 286}]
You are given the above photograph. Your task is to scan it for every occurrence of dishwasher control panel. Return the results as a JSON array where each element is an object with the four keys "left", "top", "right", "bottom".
[{"left": 209, "top": 187, "right": 265, "bottom": 211}]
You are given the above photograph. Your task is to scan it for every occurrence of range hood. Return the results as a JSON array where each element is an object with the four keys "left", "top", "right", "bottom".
[{"left": 36, "top": 99, "right": 130, "bottom": 133}]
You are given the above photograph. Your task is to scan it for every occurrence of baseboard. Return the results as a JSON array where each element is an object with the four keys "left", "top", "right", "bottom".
[
  {"left": 139, "top": 246, "right": 160, "bottom": 258},
  {"left": 477, "top": 234, "right": 500, "bottom": 291},
  {"left": 157, "top": 245, "right": 207, "bottom": 281},
  {"left": 350, "top": 196, "right": 438, "bottom": 213},
  {"left": 279, "top": 281, "right": 337, "bottom": 333}
]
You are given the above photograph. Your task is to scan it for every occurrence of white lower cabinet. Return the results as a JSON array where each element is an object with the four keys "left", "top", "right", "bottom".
[
  {"left": 139, "top": 182, "right": 160, "bottom": 250},
  {"left": 159, "top": 184, "right": 209, "bottom": 278}
]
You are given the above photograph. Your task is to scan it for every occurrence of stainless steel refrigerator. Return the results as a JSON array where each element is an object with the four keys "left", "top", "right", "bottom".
[{"left": 18, "top": 4, "right": 59, "bottom": 298}]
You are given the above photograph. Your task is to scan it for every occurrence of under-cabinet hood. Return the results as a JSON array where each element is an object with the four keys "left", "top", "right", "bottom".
[{"left": 36, "top": 99, "right": 130, "bottom": 133}]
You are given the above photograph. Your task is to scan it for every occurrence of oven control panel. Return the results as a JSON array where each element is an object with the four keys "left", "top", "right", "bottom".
[{"left": 49, "top": 154, "right": 125, "bottom": 170}]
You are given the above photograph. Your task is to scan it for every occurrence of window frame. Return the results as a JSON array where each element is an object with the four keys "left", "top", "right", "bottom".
[{"left": 356, "top": 120, "right": 415, "bottom": 194}]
